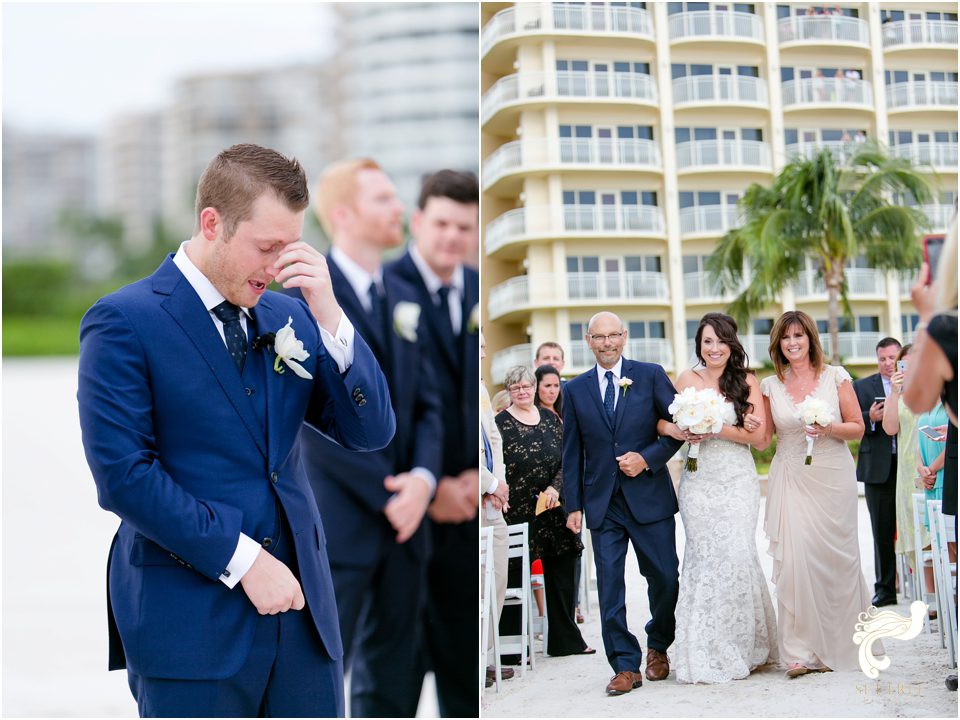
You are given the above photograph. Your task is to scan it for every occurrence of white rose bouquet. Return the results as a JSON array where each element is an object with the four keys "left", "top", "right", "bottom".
[
  {"left": 795, "top": 396, "right": 835, "bottom": 465},
  {"left": 668, "top": 387, "right": 725, "bottom": 471}
]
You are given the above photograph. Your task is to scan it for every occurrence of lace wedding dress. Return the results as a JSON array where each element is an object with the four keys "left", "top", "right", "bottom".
[{"left": 673, "top": 400, "right": 779, "bottom": 683}]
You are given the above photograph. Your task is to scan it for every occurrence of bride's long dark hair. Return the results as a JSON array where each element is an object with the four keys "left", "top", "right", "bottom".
[{"left": 694, "top": 312, "right": 753, "bottom": 427}]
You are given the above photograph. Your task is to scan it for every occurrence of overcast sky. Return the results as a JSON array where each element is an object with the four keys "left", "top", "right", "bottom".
[{"left": 2, "top": 2, "right": 335, "bottom": 134}]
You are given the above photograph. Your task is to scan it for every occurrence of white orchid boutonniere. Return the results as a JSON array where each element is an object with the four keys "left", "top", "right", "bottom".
[
  {"left": 618, "top": 377, "right": 633, "bottom": 395},
  {"left": 393, "top": 301, "right": 420, "bottom": 342},
  {"left": 273, "top": 317, "right": 313, "bottom": 379},
  {"left": 467, "top": 303, "right": 479, "bottom": 334}
]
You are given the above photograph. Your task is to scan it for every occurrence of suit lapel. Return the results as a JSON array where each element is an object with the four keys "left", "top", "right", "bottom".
[
  {"left": 327, "top": 256, "right": 387, "bottom": 360},
  {"left": 251, "top": 298, "right": 288, "bottom": 468},
  {"left": 398, "top": 253, "right": 458, "bottom": 374},
  {"left": 613, "top": 361, "right": 632, "bottom": 433},
  {"left": 584, "top": 367, "right": 611, "bottom": 430},
  {"left": 160, "top": 268, "right": 267, "bottom": 459}
]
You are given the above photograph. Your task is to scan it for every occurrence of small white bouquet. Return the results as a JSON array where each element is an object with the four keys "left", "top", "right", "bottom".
[
  {"left": 668, "top": 387, "right": 725, "bottom": 471},
  {"left": 796, "top": 396, "right": 835, "bottom": 465}
]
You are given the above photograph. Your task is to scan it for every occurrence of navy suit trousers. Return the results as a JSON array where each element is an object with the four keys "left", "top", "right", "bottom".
[{"left": 592, "top": 491, "right": 679, "bottom": 674}]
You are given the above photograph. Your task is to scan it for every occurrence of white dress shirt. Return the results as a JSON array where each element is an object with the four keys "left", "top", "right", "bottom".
[
  {"left": 595, "top": 358, "right": 625, "bottom": 413},
  {"left": 409, "top": 244, "right": 464, "bottom": 334},
  {"left": 173, "top": 242, "right": 356, "bottom": 588}
]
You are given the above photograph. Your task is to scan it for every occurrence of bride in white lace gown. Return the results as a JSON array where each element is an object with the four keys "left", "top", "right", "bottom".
[{"left": 658, "top": 313, "right": 778, "bottom": 683}]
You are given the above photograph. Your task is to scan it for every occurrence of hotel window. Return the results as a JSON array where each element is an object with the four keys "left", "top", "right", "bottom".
[{"left": 628, "top": 320, "right": 666, "bottom": 339}]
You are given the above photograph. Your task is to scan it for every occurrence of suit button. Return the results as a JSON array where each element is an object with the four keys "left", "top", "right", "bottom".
[
  {"left": 244, "top": 387, "right": 253, "bottom": 396},
  {"left": 271, "top": 472, "right": 278, "bottom": 483},
  {"left": 262, "top": 537, "right": 273, "bottom": 548}
]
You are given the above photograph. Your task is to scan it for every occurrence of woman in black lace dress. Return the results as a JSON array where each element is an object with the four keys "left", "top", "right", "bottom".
[{"left": 496, "top": 365, "right": 593, "bottom": 658}]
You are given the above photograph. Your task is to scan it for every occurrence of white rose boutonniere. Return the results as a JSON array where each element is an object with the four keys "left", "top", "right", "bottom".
[
  {"left": 273, "top": 317, "right": 313, "bottom": 379},
  {"left": 467, "top": 303, "right": 479, "bottom": 334},
  {"left": 393, "top": 301, "right": 420, "bottom": 342},
  {"left": 618, "top": 377, "right": 633, "bottom": 395}
]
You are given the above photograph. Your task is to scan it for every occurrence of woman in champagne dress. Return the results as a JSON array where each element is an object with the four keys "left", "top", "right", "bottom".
[{"left": 757, "top": 311, "right": 875, "bottom": 677}]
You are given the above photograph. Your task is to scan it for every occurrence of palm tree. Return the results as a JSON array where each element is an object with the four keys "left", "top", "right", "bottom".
[{"left": 707, "top": 141, "right": 935, "bottom": 364}]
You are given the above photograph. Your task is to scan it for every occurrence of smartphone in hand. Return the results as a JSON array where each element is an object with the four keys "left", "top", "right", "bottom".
[
  {"left": 923, "top": 234, "right": 945, "bottom": 285},
  {"left": 896, "top": 360, "right": 906, "bottom": 373},
  {"left": 918, "top": 425, "right": 946, "bottom": 442}
]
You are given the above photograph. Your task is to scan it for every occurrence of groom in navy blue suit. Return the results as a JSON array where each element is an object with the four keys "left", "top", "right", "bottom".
[
  {"left": 78, "top": 144, "right": 395, "bottom": 717},
  {"left": 563, "top": 311, "right": 682, "bottom": 696},
  {"left": 287, "top": 158, "right": 442, "bottom": 717}
]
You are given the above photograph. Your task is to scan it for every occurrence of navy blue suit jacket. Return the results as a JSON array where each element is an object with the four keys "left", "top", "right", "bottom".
[
  {"left": 386, "top": 251, "right": 479, "bottom": 477},
  {"left": 286, "top": 257, "right": 442, "bottom": 568},
  {"left": 562, "top": 359, "right": 682, "bottom": 530},
  {"left": 77, "top": 255, "right": 395, "bottom": 680},
  {"left": 853, "top": 373, "right": 895, "bottom": 485}
]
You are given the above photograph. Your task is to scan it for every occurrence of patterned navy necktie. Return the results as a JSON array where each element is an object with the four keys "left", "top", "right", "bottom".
[
  {"left": 212, "top": 300, "right": 247, "bottom": 374},
  {"left": 436, "top": 285, "right": 457, "bottom": 341},
  {"left": 603, "top": 370, "right": 616, "bottom": 423}
]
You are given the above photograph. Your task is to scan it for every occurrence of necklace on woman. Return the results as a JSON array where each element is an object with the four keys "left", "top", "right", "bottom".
[{"left": 789, "top": 368, "right": 819, "bottom": 399}]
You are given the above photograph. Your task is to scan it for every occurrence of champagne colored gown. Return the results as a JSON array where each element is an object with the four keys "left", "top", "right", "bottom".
[{"left": 761, "top": 365, "right": 877, "bottom": 671}]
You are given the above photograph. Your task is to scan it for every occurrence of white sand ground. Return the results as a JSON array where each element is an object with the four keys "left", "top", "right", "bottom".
[
  {"left": 2, "top": 357, "right": 438, "bottom": 718},
  {"left": 483, "top": 469, "right": 958, "bottom": 718}
]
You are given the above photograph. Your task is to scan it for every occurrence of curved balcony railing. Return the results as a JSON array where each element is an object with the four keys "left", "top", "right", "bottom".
[
  {"left": 675, "top": 139, "right": 771, "bottom": 171},
  {"left": 778, "top": 15, "right": 869, "bottom": 45},
  {"left": 887, "top": 81, "right": 959, "bottom": 109},
  {"left": 882, "top": 19, "right": 959, "bottom": 48},
  {"left": 683, "top": 271, "right": 731, "bottom": 300},
  {"left": 487, "top": 270, "right": 670, "bottom": 320},
  {"left": 899, "top": 270, "right": 920, "bottom": 296},
  {"left": 784, "top": 141, "right": 863, "bottom": 163},
  {"left": 483, "top": 138, "right": 662, "bottom": 189},
  {"left": 793, "top": 268, "right": 885, "bottom": 299},
  {"left": 672, "top": 74, "right": 767, "bottom": 106},
  {"left": 781, "top": 77, "right": 873, "bottom": 108},
  {"left": 481, "top": 3, "right": 654, "bottom": 55},
  {"left": 820, "top": 331, "right": 884, "bottom": 360},
  {"left": 559, "top": 137, "right": 661, "bottom": 167},
  {"left": 919, "top": 203, "right": 956, "bottom": 230},
  {"left": 678, "top": 205, "right": 740, "bottom": 236},
  {"left": 668, "top": 10, "right": 763, "bottom": 42},
  {"left": 892, "top": 142, "right": 959, "bottom": 169},
  {"left": 571, "top": 338, "right": 673, "bottom": 369},
  {"left": 482, "top": 70, "right": 657, "bottom": 123},
  {"left": 491, "top": 343, "right": 534, "bottom": 384},
  {"left": 485, "top": 204, "right": 665, "bottom": 255}
]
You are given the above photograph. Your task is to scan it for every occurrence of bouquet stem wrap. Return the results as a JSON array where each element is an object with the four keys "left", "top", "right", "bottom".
[{"left": 796, "top": 395, "right": 835, "bottom": 467}]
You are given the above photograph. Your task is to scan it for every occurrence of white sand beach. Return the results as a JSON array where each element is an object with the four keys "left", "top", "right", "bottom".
[{"left": 483, "top": 468, "right": 958, "bottom": 718}]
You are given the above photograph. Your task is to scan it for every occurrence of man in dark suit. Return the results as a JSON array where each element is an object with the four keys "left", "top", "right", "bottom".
[
  {"left": 563, "top": 311, "right": 682, "bottom": 696},
  {"left": 287, "top": 158, "right": 442, "bottom": 717},
  {"left": 77, "top": 144, "right": 395, "bottom": 717},
  {"left": 853, "top": 336, "right": 902, "bottom": 607},
  {"left": 386, "top": 170, "right": 479, "bottom": 718}
]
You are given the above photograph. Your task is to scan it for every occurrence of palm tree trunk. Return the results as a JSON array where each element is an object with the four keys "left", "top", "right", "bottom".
[{"left": 825, "top": 266, "right": 843, "bottom": 365}]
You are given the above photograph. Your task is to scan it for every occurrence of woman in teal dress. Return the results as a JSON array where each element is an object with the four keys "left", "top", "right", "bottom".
[{"left": 917, "top": 400, "right": 948, "bottom": 530}]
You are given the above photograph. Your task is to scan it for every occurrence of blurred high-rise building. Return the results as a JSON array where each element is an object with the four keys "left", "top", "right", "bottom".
[
  {"left": 481, "top": 1, "right": 958, "bottom": 384},
  {"left": 161, "top": 63, "right": 339, "bottom": 239},
  {"left": 98, "top": 111, "right": 164, "bottom": 251},
  {"left": 2, "top": 126, "right": 98, "bottom": 258},
  {"left": 335, "top": 2, "right": 480, "bottom": 208}
]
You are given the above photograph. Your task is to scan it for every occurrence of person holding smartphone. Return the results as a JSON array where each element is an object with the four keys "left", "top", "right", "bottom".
[
  {"left": 853, "top": 336, "right": 904, "bottom": 607},
  {"left": 882, "top": 344, "right": 936, "bottom": 599},
  {"left": 903, "top": 215, "right": 957, "bottom": 693}
]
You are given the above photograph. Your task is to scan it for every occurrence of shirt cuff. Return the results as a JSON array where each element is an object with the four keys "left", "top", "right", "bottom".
[
  {"left": 219, "top": 533, "right": 262, "bottom": 589},
  {"left": 410, "top": 466, "right": 437, "bottom": 495},
  {"left": 484, "top": 474, "right": 499, "bottom": 495},
  {"left": 317, "top": 313, "right": 355, "bottom": 373}
]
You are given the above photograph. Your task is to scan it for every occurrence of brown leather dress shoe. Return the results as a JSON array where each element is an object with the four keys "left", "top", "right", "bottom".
[
  {"left": 606, "top": 670, "right": 643, "bottom": 696},
  {"left": 645, "top": 649, "right": 670, "bottom": 681}
]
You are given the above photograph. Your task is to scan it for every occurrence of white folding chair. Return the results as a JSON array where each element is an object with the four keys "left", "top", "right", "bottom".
[
  {"left": 481, "top": 526, "right": 503, "bottom": 692},
  {"left": 897, "top": 552, "right": 915, "bottom": 602},
  {"left": 926, "top": 500, "right": 949, "bottom": 649},
  {"left": 911, "top": 493, "right": 937, "bottom": 635},
  {"left": 500, "top": 522, "right": 535, "bottom": 674},
  {"left": 929, "top": 500, "right": 958, "bottom": 668},
  {"left": 530, "top": 570, "right": 548, "bottom": 654}
]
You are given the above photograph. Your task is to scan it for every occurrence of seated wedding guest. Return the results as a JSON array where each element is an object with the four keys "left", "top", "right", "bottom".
[
  {"left": 480, "top": 331, "right": 512, "bottom": 689},
  {"left": 535, "top": 364, "right": 563, "bottom": 420},
  {"left": 881, "top": 344, "right": 933, "bottom": 595},
  {"left": 496, "top": 366, "right": 594, "bottom": 659},
  {"left": 903, "top": 216, "right": 957, "bottom": 692}
]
